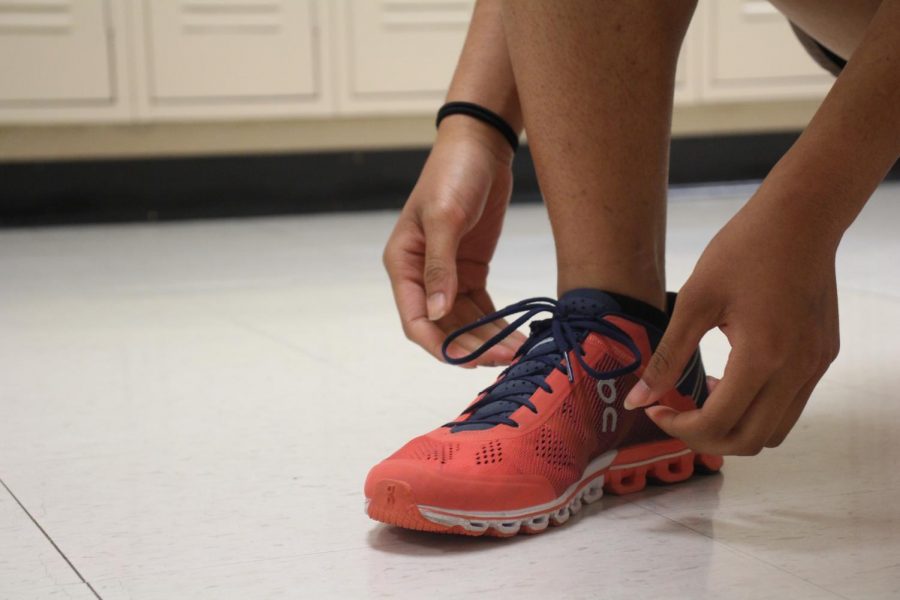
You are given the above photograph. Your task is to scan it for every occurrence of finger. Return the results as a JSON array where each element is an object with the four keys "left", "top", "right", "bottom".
[
  {"left": 422, "top": 215, "right": 464, "bottom": 321},
  {"left": 765, "top": 373, "right": 822, "bottom": 448},
  {"left": 642, "top": 377, "right": 722, "bottom": 449},
  {"left": 389, "top": 264, "right": 515, "bottom": 366},
  {"left": 437, "top": 310, "right": 517, "bottom": 367},
  {"left": 489, "top": 320, "right": 528, "bottom": 356},
  {"left": 391, "top": 271, "right": 451, "bottom": 362},
  {"left": 383, "top": 225, "right": 446, "bottom": 356},
  {"left": 476, "top": 319, "right": 527, "bottom": 355},
  {"left": 467, "top": 288, "right": 529, "bottom": 353},
  {"left": 624, "top": 292, "right": 717, "bottom": 409},
  {"left": 403, "top": 312, "right": 454, "bottom": 363},
  {"left": 398, "top": 312, "right": 506, "bottom": 368},
  {"left": 444, "top": 329, "right": 517, "bottom": 366},
  {"left": 645, "top": 345, "right": 770, "bottom": 451},
  {"left": 443, "top": 295, "right": 520, "bottom": 361},
  {"left": 721, "top": 369, "right": 806, "bottom": 455},
  {"left": 383, "top": 233, "right": 479, "bottom": 365},
  {"left": 442, "top": 330, "right": 513, "bottom": 367},
  {"left": 442, "top": 329, "right": 522, "bottom": 367}
]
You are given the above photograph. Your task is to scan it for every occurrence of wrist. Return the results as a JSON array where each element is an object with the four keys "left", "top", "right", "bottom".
[
  {"left": 747, "top": 175, "right": 846, "bottom": 253},
  {"left": 436, "top": 115, "right": 516, "bottom": 166}
]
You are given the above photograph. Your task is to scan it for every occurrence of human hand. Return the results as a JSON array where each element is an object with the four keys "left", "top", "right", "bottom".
[
  {"left": 623, "top": 192, "right": 842, "bottom": 455},
  {"left": 383, "top": 118, "right": 526, "bottom": 367}
]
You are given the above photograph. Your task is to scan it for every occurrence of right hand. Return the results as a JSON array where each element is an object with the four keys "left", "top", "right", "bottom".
[{"left": 383, "top": 117, "right": 526, "bottom": 367}]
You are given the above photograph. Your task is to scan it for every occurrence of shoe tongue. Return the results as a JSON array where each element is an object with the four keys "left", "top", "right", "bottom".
[
  {"left": 558, "top": 288, "right": 622, "bottom": 318},
  {"left": 518, "top": 289, "right": 618, "bottom": 360}
]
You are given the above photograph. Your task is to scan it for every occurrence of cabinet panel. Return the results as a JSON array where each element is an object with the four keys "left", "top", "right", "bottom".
[
  {"left": 144, "top": 0, "right": 319, "bottom": 101},
  {"left": 0, "top": 0, "right": 112, "bottom": 103},
  {"left": 703, "top": 0, "right": 832, "bottom": 100},
  {"left": 338, "top": 0, "right": 472, "bottom": 114},
  {"left": 674, "top": 14, "right": 701, "bottom": 105},
  {"left": 340, "top": 0, "right": 698, "bottom": 113}
]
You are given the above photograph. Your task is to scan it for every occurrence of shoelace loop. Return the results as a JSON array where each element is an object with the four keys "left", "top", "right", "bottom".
[{"left": 440, "top": 297, "right": 643, "bottom": 430}]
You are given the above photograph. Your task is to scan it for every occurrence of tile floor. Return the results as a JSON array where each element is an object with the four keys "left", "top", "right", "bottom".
[{"left": 1, "top": 181, "right": 899, "bottom": 600}]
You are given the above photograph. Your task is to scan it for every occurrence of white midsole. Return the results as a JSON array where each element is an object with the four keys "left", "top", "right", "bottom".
[
  {"left": 418, "top": 449, "right": 618, "bottom": 521},
  {"left": 608, "top": 448, "right": 692, "bottom": 470},
  {"left": 416, "top": 445, "right": 694, "bottom": 530}
]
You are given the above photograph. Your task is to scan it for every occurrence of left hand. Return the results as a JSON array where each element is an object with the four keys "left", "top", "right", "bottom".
[{"left": 623, "top": 192, "right": 842, "bottom": 455}]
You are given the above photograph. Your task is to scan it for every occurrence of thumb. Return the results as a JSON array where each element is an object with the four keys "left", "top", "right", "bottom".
[
  {"left": 422, "top": 216, "right": 463, "bottom": 321},
  {"left": 624, "top": 294, "right": 714, "bottom": 409}
]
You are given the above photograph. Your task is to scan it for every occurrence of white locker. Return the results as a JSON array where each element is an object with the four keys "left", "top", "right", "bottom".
[
  {"left": 674, "top": 14, "right": 701, "bottom": 105},
  {"left": 141, "top": 0, "right": 322, "bottom": 105},
  {"left": 0, "top": 0, "right": 113, "bottom": 103},
  {"left": 701, "top": 0, "right": 833, "bottom": 101},
  {"left": 336, "top": 0, "right": 473, "bottom": 114}
]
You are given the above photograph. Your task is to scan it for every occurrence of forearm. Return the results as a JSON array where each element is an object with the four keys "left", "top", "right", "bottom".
[
  {"left": 759, "top": 0, "right": 899, "bottom": 244},
  {"left": 439, "top": 0, "right": 522, "bottom": 158}
]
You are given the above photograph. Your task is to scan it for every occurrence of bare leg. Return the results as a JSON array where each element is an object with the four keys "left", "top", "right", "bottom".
[{"left": 502, "top": 1, "right": 697, "bottom": 310}]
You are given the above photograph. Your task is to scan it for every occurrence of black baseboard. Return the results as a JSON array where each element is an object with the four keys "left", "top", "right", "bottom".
[{"left": 1, "top": 131, "right": 895, "bottom": 227}]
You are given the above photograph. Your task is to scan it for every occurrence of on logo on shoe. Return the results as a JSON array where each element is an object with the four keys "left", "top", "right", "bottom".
[{"left": 596, "top": 378, "right": 618, "bottom": 433}]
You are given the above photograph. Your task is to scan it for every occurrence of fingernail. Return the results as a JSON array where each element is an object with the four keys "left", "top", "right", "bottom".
[
  {"left": 623, "top": 380, "right": 651, "bottom": 410},
  {"left": 427, "top": 292, "right": 446, "bottom": 321}
]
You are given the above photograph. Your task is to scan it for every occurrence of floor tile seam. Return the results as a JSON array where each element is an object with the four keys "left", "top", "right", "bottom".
[{"left": 0, "top": 475, "right": 103, "bottom": 600}]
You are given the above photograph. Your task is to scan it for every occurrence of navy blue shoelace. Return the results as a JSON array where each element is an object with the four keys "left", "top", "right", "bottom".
[{"left": 440, "top": 297, "right": 643, "bottom": 431}]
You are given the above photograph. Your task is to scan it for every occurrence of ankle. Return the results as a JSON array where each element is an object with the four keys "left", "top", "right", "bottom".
[{"left": 557, "top": 267, "right": 666, "bottom": 311}]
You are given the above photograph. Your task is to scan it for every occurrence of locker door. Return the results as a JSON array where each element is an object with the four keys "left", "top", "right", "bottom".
[
  {"left": 702, "top": 0, "right": 832, "bottom": 101},
  {"left": 0, "top": 0, "right": 113, "bottom": 103},
  {"left": 143, "top": 0, "right": 320, "bottom": 102},
  {"left": 338, "top": 0, "right": 473, "bottom": 114}
]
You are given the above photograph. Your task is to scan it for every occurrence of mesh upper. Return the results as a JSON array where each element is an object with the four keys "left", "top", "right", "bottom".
[{"left": 388, "top": 343, "right": 673, "bottom": 495}]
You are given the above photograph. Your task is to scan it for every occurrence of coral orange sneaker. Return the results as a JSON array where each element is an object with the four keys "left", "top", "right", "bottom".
[{"left": 365, "top": 289, "right": 722, "bottom": 537}]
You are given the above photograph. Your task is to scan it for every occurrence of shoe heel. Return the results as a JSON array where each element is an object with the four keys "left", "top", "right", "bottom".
[{"left": 604, "top": 445, "right": 725, "bottom": 496}]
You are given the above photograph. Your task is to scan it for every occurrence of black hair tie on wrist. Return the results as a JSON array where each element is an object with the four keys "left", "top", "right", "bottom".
[{"left": 436, "top": 101, "right": 520, "bottom": 153}]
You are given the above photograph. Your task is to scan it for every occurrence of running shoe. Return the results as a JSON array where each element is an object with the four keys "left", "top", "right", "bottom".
[{"left": 365, "top": 288, "right": 722, "bottom": 537}]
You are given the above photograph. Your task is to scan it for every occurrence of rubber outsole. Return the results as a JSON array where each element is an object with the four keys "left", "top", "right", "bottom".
[{"left": 366, "top": 441, "right": 723, "bottom": 538}]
